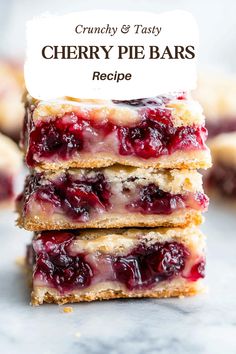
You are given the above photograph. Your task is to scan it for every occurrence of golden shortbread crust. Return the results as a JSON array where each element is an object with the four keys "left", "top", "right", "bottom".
[
  {"left": 31, "top": 282, "right": 204, "bottom": 305},
  {"left": 29, "top": 149, "right": 211, "bottom": 171},
  {"left": 17, "top": 209, "right": 203, "bottom": 231}
]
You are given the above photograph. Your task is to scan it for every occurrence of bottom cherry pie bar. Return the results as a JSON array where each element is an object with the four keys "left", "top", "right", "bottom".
[{"left": 27, "top": 227, "right": 206, "bottom": 305}]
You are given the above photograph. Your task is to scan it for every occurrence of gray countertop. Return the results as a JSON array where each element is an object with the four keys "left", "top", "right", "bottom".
[{"left": 0, "top": 201, "right": 236, "bottom": 354}]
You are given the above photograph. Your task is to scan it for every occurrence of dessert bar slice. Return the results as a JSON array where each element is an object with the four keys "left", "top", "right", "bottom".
[
  {"left": 17, "top": 166, "right": 208, "bottom": 230},
  {"left": 22, "top": 93, "right": 211, "bottom": 170},
  {"left": 194, "top": 73, "right": 236, "bottom": 138},
  {"left": 27, "top": 227, "right": 206, "bottom": 305},
  {"left": 0, "top": 133, "right": 21, "bottom": 208},
  {"left": 207, "top": 133, "right": 236, "bottom": 196},
  {"left": 0, "top": 60, "right": 24, "bottom": 141}
]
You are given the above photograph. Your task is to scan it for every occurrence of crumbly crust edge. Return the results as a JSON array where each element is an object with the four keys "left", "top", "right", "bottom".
[
  {"left": 27, "top": 149, "right": 212, "bottom": 172},
  {"left": 29, "top": 166, "right": 204, "bottom": 194},
  {"left": 26, "top": 94, "right": 205, "bottom": 128},
  {"left": 16, "top": 209, "right": 203, "bottom": 231},
  {"left": 31, "top": 282, "right": 205, "bottom": 305}
]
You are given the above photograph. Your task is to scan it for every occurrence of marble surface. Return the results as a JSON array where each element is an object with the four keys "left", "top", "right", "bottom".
[{"left": 0, "top": 201, "right": 236, "bottom": 354}]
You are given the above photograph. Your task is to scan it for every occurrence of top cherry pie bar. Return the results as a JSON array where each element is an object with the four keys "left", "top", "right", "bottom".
[{"left": 22, "top": 93, "right": 211, "bottom": 171}]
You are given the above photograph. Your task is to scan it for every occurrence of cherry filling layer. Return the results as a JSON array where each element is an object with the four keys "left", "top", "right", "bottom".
[
  {"left": 127, "top": 183, "right": 208, "bottom": 215},
  {"left": 30, "top": 231, "right": 205, "bottom": 293},
  {"left": 23, "top": 172, "right": 111, "bottom": 222},
  {"left": 207, "top": 162, "right": 236, "bottom": 196},
  {"left": 0, "top": 173, "right": 14, "bottom": 202},
  {"left": 24, "top": 97, "right": 207, "bottom": 167},
  {"left": 207, "top": 118, "right": 236, "bottom": 138},
  {"left": 21, "top": 172, "right": 208, "bottom": 222}
]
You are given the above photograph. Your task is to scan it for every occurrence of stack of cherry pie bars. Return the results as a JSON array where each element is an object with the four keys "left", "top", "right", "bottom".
[{"left": 17, "top": 92, "right": 211, "bottom": 305}]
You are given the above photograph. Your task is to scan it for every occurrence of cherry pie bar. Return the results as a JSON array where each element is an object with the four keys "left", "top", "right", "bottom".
[
  {"left": 0, "top": 60, "right": 24, "bottom": 141},
  {"left": 22, "top": 93, "right": 211, "bottom": 170},
  {"left": 27, "top": 227, "right": 206, "bottom": 305},
  {"left": 17, "top": 166, "right": 208, "bottom": 230},
  {"left": 0, "top": 133, "right": 21, "bottom": 208},
  {"left": 194, "top": 73, "right": 236, "bottom": 138},
  {"left": 207, "top": 133, "right": 236, "bottom": 197}
]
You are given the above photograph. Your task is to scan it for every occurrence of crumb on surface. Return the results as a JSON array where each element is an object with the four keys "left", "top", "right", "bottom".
[{"left": 63, "top": 306, "right": 73, "bottom": 313}]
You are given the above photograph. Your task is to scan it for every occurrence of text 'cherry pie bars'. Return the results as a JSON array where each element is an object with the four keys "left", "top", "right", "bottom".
[{"left": 17, "top": 92, "right": 211, "bottom": 305}]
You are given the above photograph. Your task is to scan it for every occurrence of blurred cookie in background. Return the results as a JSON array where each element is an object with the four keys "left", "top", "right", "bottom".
[
  {"left": 207, "top": 133, "right": 236, "bottom": 198},
  {"left": 0, "top": 59, "right": 24, "bottom": 141},
  {"left": 194, "top": 72, "right": 236, "bottom": 198},
  {"left": 194, "top": 72, "right": 236, "bottom": 139},
  {"left": 0, "top": 132, "right": 22, "bottom": 209}
]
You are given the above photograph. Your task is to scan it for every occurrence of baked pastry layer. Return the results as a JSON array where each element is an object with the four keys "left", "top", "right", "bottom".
[
  {"left": 27, "top": 227, "right": 206, "bottom": 305},
  {"left": 17, "top": 167, "right": 208, "bottom": 230},
  {"left": 31, "top": 280, "right": 204, "bottom": 305},
  {"left": 27, "top": 93, "right": 205, "bottom": 126},
  {"left": 0, "top": 133, "right": 21, "bottom": 205},
  {"left": 22, "top": 93, "right": 211, "bottom": 170}
]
